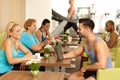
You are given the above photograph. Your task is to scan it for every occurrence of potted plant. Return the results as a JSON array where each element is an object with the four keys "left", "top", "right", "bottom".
[
  {"left": 28, "top": 59, "right": 40, "bottom": 77},
  {"left": 54, "top": 38, "right": 63, "bottom": 61},
  {"left": 63, "top": 34, "right": 68, "bottom": 42},
  {"left": 44, "top": 45, "right": 51, "bottom": 60},
  {"left": 65, "top": 30, "right": 70, "bottom": 36}
]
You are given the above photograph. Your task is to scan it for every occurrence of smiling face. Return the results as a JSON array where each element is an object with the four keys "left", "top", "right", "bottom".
[
  {"left": 10, "top": 25, "right": 21, "bottom": 39},
  {"left": 77, "top": 23, "right": 87, "bottom": 38}
]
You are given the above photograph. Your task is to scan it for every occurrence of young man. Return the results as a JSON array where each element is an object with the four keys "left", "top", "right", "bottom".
[
  {"left": 104, "top": 20, "right": 119, "bottom": 48},
  {"left": 64, "top": 18, "right": 112, "bottom": 80}
]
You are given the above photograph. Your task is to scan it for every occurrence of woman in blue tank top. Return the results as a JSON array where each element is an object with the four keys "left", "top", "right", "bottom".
[
  {"left": 35, "top": 19, "right": 52, "bottom": 43},
  {"left": 19, "top": 18, "right": 47, "bottom": 54},
  {"left": 0, "top": 22, "right": 36, "bottom": 75}
]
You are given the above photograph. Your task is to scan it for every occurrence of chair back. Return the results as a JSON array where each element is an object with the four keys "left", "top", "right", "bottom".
[
  {"left": 114, "top": 38, "right": 120, "bottom": 48},
  {"left": 114, "top": 48, "right": 120, "bottom": 68},
  {"left": 0, "top": 31, "right": 5, "bottom": 46},
  {"left": 101, "top": 32, "right": 107, "bottom": 40}
]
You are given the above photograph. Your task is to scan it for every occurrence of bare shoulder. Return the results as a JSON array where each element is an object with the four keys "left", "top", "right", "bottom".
[
  {"left": 35, "top": 29, "right": 41, "bottom": 36},
  {"left": 80, "top": 39, "right": 87, "bottom": 47},
  {"left": 68, "top": 6, "right": 74, "bottom": 12},
  {"left": 36, "top": 29, "right": 41, "bottom": 34},
  {"left": 95, "top": 39, "right": 109, "bottom": 51},
  {"left": 3, "top": 38, "right": 12, "bottom": 49},
  {"left": 5, "top": 38, "right": 12, "bottom": 45},
  {"left": 95, "top": 39, "right": 107, "bottom": 47}
]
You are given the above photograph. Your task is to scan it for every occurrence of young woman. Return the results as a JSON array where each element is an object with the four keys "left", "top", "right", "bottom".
[
  {"left": 19, "top": 18, "right": 48, "bottom": 55},
  {"left": 64, "top": 0, "right": 78, "bottom": 33},
  {"left": 35, "top": 19, "right": 52, "bottom": 44},
  {"left": 0, "top": 22, "right": 36, "bottom": 75}
]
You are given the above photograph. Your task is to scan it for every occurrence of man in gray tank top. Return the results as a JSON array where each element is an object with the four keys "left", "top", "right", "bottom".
[{"left": 63, "top": 18, "right": 112, "bottom": 80}]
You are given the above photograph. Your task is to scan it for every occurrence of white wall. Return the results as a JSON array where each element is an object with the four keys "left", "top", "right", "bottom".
[
  {"left": 0, "top": 0, "right": 51, "bottom": 32},
  {"left": 26, "top": 0, "right": 51, "bottom": 30},
  {"left": 0, "top": 0, "right": 25, "bottom": 31}
]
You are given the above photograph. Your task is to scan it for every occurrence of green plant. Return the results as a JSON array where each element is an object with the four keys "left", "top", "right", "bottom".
[
  {"left": 44, "top": 45, "right": 51, "bottom": 53},
  {"left": 56, "top": 40, "right": 60, "bottom": 45},
  {"left": 28, "top": 60, "right": 40, "bottom": 71},
  {"left": 65, "top": 30, "right": 70, "bottom": 36},
  {"left": 63, "top": 34, "right": 68, "bottom": 41},
  {"left": 44, "top": 47, "right": 50, "bottom": 53}
]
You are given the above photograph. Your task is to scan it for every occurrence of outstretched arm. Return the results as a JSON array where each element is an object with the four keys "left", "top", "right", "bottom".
[{"left": 63, "top": 39, "right": 86, "bottom": 58}]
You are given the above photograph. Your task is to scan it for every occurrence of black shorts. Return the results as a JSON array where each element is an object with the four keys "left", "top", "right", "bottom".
[{"left": 83, "top": 70, "right": 96, "bottom": 79}]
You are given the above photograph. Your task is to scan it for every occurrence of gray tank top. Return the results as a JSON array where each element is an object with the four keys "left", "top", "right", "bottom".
[
  {"left": 70, "top": 10, "right": 76, "bottom": 20},
  {"left": 84, "top": 37, "right": 112, "bottom": 68}
]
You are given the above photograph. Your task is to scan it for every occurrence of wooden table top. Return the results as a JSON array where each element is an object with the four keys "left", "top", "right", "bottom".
[
  {"left": 51, "top": 40, "right": 79, "bottom": 46},
  {"left": 39, "top": 57, "right": 71, "bottom": 67},
  {"left": 50, "top": 46, "right": 78, "bottom": 53},
  {"left": 0, "top": 71, "right": 65, "bottom": 80},
  {"left": 22, "top": 57, "right": 71, "bottom": 67}
]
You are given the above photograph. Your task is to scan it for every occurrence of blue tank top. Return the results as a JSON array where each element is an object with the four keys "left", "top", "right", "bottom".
[
  {"left": 40, "top": 28, "right": 48, "bottom": 42},
  {"left": 84, "top": 37, "right": 112, "bottom": 68},
  {"left": 19, "top": 31, "right": 39, "bottom": 54},
  {"left": 0, "top": 43, "right": 23, "bottom": 73}
]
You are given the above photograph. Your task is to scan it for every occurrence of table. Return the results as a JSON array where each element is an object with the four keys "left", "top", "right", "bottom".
[
  {"left": 21, "top": 57, "right": 71, "bottom": 72},
  {"left": 51, "top": 40, "right": 79, "bottom": 46},
  {"left": 0, "top": 71, "right": 65, "bottom": 80},
  {"left": 50, "top": 46, "right": 78, "bottom": 53}
]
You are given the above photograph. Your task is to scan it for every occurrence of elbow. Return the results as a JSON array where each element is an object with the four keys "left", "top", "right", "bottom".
[
  {"left": 8, "top": 60, "right": 14, "bottom": 65},
  {"left": 99, "top": 63, "right": 106, "bottom": 69}
]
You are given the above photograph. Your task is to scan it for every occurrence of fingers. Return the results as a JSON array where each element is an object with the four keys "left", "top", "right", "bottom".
[
  {"left": 80, "top": 67, "right": 86, "bottom": 73},
  {"left": 20, "top": 63, "right": 25, "bottom": 71}
]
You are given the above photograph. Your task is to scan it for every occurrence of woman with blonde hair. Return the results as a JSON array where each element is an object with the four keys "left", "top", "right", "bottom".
[
  {"left": 0, "top": 22, "right": 36, "bottom": 75},
  {"left": 64, "top": 0, "right": 78, "bottom": 33}
]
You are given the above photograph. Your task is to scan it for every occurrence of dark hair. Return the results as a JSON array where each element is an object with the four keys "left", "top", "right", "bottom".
[
  {"left": 79, "top": 18, "right": 95, "bottom": 30},
  {"left": 106, "top": 20, "right": 114, "bottom": 26},
  {"left": 41, "top": 19, "right": 50, "bottom": 28},
  {"left": 106, "top": 20, "right": 115, "bottom": 31}
]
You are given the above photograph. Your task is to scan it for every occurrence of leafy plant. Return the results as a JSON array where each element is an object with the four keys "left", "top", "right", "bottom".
[
  {"left": 63, "top": 34, "right": 68, "bottom": 41},
  {"left": 65, "top": 30, "right": 70, "bottom": 36},
  {"left": 28, "top": 60, "right": 40, "bottom": 71},
  {"left": 44, "top": 45, "right": 51, "bottom": 53}
]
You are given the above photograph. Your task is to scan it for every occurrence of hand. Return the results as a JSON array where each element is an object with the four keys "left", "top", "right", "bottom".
[
  {"left": 20, "top": 62, "right": 27, "bottom": 70},
  {"left": 80, "top": 66, "right": 87, "bottom": 73},
  {"left": 46, "top": 39, "right": 51, "bottom": 44}
]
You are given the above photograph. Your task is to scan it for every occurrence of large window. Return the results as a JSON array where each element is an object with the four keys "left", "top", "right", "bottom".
[{"left": 52, "top": 0, "right": 120, "bottom": 33}]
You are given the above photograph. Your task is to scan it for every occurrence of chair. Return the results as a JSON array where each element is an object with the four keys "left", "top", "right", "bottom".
[
  {"left": 96, "top": 48, "right": 120, "bottom": 80},
  {"left": 114, "top": 38, "right": 120, "bottom": 48},
  {"left": 0, "top": 31, "right": 5, "bottom": 46},
  {"left": 109, "top": 38, "right": 120, "bottom": 63},
  {"left": 101, "top": 32, "right": 107, "bottom": 40}
]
